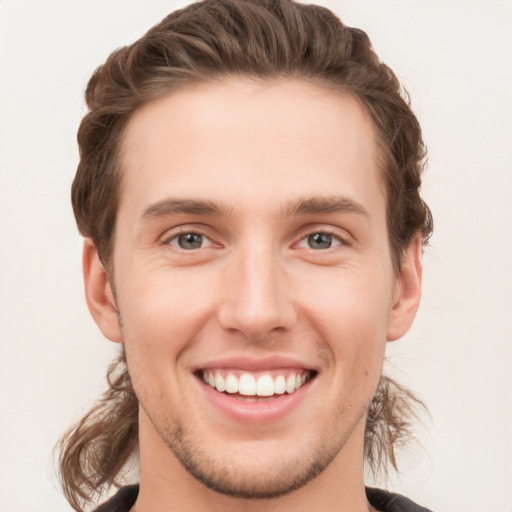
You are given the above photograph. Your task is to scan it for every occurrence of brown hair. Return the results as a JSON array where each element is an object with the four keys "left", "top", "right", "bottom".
[{"left": 61, "top": 0, "right": 433, "bottom": 509}]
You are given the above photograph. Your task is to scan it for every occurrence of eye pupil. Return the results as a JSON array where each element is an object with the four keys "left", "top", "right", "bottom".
[
  {"left": 178, "top": 233, "right": 203, "bottom": 249},
  {"left": 308, "top": 233, "right": 332, "bottom": 249}
]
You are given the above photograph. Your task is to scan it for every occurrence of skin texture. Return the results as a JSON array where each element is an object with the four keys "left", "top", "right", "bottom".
[{"left": 84, "top": 78, "right": 422, "bottom": 512}]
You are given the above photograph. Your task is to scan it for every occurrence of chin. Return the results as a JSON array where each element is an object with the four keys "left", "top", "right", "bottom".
[{"left": 159, "top": 421, "right": 349, "bottom": 499}]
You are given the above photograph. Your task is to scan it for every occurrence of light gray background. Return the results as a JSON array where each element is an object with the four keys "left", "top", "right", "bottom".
[{"left": 0, "top": 1, "right": 511, "bottom": 511}]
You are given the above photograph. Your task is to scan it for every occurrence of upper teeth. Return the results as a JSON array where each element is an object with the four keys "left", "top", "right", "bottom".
[{"left": 202, "top": 370, "right": 311, "bottom": 397}]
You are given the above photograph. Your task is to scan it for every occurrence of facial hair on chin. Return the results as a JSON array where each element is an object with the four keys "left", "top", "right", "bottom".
[{"left": 145, "top": 411, "right": 349, "bottom": 500}]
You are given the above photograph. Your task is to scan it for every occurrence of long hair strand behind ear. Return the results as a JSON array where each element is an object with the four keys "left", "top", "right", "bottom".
[
  {"left": 364, "top": 375, "right": 428, "bottom": 477},
  {"left": 56, "top": 350, "right": 138, "bottom": 512}
]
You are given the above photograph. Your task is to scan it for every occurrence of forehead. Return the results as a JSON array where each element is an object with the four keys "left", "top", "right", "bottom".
[{"left": 118, "top": 78, "right": 384, "bottom": 218}]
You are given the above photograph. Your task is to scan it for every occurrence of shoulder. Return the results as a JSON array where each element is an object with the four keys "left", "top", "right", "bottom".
[
  {"left": 93, "top": 485, "right": 139, "bottom": 512},
  {"left": 366, "top": 487, "right": 434, "bottom": 512}
]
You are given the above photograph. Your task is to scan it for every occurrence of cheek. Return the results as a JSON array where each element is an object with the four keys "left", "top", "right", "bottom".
[
  {"left": 307, "top": 267, "right": 393, "bottom": 330},
  {"left": 117, "top": 263, "right": 213, "bottom": 332},
  {"left": 114, "top": 269, "right": 217, "bottom": 392},
  {"left": 118, "top": 276, "right": 201, "bottom": 416},
  {"left": 303, "top": 270, "right": 392, "bottom": 372}
]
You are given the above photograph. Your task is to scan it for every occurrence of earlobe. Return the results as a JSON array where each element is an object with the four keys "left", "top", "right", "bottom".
[
  {"left": 386, "top": 237, "right": 423, "bottom": 342},
  {"left": 83, "top": 238, "right": 123, "bottom": 343}
]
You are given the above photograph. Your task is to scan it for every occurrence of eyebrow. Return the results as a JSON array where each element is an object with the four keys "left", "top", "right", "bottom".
[
  {"left": 284, "top": 196, "right": 370, "bottom": 219},
  {"left": 141, "top": 195, "right": 369, "bottom": 221},
  {"left": 142, "top": 198, "right": 232, "bottom": 220}
]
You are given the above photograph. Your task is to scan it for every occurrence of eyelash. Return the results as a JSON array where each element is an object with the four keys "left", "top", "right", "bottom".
[
  {"left": 295, "top": 229, "right": 348, "bottom": 250},
  {"left": 162, "top": 226, "right": 349, "bottom": 253},
  {"left": 162, "top": 228, "right": 215, "bottom": 250}
]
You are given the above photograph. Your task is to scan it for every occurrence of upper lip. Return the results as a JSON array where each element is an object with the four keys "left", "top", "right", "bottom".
[{"left": 194, "top": 355, "right": 316, "bottom": 372}]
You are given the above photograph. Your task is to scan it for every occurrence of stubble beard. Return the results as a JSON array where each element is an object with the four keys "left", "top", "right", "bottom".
[
  {"left": 121, "top": 332, "right": 354, "bottom": 499},
  {"left": 164, "top": 424, "right": 340, "bottom": 499},
  {"left": 120, "top": 309, "right": 373, "bottom": 501},
  {"left": 140, "top": 401, "right": 358, "bottom": 500}
]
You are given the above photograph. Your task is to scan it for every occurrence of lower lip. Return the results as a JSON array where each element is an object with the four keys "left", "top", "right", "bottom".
[{"left": 198, "top": 377, "right": 312, "bottom": 424}]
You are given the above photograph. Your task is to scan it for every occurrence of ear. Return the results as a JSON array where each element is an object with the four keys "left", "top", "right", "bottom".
[
  {"left": 83, "top": 238, "right": 123, "bottom": 343},
  {"left": 387, "top": 236, "right": 423, "bottom": 341}
]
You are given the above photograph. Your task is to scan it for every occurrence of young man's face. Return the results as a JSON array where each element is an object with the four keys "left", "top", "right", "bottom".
[{"left": 86, "top": 78, "right": 421, "bottom": 499}]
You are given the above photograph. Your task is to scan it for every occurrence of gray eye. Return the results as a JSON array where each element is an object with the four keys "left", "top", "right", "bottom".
[
  {"left": 177, "top": 233, "right": 204, "bottom": 249},
  {"left": 307, "top": 233, "right": 333, "bottom": 249}
]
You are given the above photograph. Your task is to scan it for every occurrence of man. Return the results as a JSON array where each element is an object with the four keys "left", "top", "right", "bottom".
[{"left": 58, "top": 1, "right": 433, "bottom": 511}]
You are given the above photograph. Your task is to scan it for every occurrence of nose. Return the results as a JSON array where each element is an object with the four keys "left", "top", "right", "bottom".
[{"left": 217, "top": 245, "right": 297, "bottom": 341}]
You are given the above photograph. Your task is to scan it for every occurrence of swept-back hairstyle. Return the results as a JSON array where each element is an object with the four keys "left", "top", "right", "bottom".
[{"left": 61, "top": 0, "right": 433, "bottom": 509}]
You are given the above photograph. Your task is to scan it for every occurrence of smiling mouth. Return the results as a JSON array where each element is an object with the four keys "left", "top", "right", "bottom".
[{"left": 199, "top": 369, "right": 315, "bottom": 398}]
